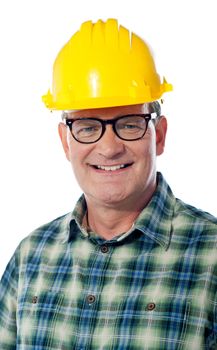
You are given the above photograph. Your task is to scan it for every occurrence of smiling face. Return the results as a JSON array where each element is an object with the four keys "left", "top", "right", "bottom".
[{"left": 58, "top": 104, "right": 167, "bottom": 210}]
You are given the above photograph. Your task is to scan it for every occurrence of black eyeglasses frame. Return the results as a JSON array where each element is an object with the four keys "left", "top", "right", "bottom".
[{"left": 64, "top": 113, "right": 158, "bottom": 144}]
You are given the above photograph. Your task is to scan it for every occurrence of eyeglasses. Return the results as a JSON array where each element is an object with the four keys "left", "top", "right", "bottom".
[{"left": 64, "top": 113, "right": 157, "bottom": 144}]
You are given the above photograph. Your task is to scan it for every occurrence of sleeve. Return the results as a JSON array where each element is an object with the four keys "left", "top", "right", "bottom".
[{"left": 0, "top": 252, "right": 18, "bottom": 349}]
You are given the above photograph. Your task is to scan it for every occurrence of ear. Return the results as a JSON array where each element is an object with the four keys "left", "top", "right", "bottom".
[
  {"left": 155, "top": 116, "right": 167, "bottom": 156},
  {"left": 58, "top": 122, "right": 71, "bottom": 161}
]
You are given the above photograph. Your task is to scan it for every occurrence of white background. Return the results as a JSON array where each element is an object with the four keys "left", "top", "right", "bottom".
[{"left": 0, "top": 0, "right": 216, "bottom": 278}]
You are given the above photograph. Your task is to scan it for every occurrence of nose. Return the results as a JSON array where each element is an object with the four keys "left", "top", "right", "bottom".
[{"left": 96, "top": 125, "right": 125, "bottom": 159}]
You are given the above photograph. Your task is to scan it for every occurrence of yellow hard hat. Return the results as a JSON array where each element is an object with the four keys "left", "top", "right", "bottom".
[{"left": 42, "top": 19, "right": 172, "bottom": 110}]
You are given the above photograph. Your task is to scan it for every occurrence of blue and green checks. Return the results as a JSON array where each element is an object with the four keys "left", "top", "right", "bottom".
[{"left": 0, "top": 173, "right": 216, "bottom": 349}]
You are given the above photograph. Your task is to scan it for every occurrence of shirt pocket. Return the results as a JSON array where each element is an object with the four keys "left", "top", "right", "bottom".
[
  {"left": 17, "top": 290, "right": 64, "bottom": 349},
  {"left": 153, "top": 297, "right": 191, "bottom": 349},
  {"left": 118, "top": 296, "right": 192, "bottom": 349}
]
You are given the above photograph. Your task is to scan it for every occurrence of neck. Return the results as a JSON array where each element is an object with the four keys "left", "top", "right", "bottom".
[
  {"left": 84, "top": 185, "right": 156, "bottom": 240},
  {"left": 85, "top": 207, "right": 138, "bottom": 240}
]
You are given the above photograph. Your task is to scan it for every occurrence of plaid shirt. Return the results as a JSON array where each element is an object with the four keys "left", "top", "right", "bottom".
[{"left": 0, "top": 173, "right": 216, "bottom": 349}]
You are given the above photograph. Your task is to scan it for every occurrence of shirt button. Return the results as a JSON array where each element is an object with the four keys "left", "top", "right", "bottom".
[
  {"left": 100, "top": 245, "right": 109, "bottom": 253},
  {"left": 32, "top": 296, "right": 38, "bottom": 304},
  {"left": 87, "top": 295, "right": 96, "bottom": 304},
  {"left": 146, "top": 302, "right": 156, "bottom": 311}
]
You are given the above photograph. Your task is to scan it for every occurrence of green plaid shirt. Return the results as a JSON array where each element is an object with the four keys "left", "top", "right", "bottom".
[{"left": 0, "top": 173, "right": 216, "bottom": 349}]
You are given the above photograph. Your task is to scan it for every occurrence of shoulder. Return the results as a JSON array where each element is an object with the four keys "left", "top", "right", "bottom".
[
  {"left": 173, "top": 198, "right": 217, "bottom": 242},
  {"left": 0, "top": 212, "right": 73, "bottom": 289},
  {"left": 17, "top": 212, "right": 72, "bottom": 259},
  {"left": 175, "top": 198, "right": 217, "bottom": 224}
]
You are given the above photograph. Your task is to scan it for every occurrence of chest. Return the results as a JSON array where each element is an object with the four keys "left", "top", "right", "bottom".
[{"left": 17, "top": 240, "right": 215, "bottom": 349}]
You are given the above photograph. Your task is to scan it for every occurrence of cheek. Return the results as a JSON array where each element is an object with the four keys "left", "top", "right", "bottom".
[
  {"left": 67, "top": 141, "right": 92, "bottom": 170},
  {"left": 136, "top": 136, "right": 156, "bottom": 162},
  {"left": 145, "top": 130, "right": 157, "bottom": 156},
  {"left": 132, "top": 141, "right": 156, "bottom": 179}
]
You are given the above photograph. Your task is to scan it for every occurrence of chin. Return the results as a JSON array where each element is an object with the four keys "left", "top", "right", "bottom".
[{"left": 88, "top": 190, "right": 129, "bottom": 206}]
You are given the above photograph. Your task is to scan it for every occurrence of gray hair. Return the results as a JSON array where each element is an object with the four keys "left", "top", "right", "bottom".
[{"left": 148, "top": 101, "right": 161, "bottom": 116}]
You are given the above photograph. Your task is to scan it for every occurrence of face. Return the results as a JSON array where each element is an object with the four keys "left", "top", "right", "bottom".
[{"left": 58, "top": 104, "right": 167, "bottom": 209}]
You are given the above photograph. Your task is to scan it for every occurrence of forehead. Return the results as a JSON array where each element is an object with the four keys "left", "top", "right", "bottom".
[{"left": 65, "top": 103, "right": 150, "bottom": 119}]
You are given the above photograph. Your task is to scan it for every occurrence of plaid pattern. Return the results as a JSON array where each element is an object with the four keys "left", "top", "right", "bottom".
[{"left": 0, "top": 173, "right": 216, "bottom": 349}]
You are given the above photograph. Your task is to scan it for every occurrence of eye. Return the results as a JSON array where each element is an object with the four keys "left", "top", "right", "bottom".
[
  {"left": 76, "top": 125, "right": 100, "bottom": 135},
  {"left": 122, "top": 123, "right": 141, "bottom": 129},
  {"left": 79, "top": 126, "right": 97, "bottom": 133},
  {"left": 72, "top": 120, "right": 102, "bottom": 140},
  {"left": 117, "top": 120, "right": 146, "bottom": 133}
]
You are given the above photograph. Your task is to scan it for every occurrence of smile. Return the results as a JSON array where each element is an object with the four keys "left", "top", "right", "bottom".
[{"left": 93, "top": 164, "right": 132, "bottom": 171}]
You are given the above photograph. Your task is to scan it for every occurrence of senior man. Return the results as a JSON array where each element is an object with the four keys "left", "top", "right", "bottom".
[{"left": 0, "top": 19, "right": 216, "bottom": 349}]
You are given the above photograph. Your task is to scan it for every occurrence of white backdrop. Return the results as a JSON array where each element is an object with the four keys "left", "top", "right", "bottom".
[{"left": 0, "top": 0, "right": 216, "bottom": 278}]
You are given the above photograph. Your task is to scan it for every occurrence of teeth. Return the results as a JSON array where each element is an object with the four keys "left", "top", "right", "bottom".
[{"left": 96, "top": 164, "right": 125, "bottom": 171}]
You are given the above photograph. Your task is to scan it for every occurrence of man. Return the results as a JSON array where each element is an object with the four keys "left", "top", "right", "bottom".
[{"left": 0, "top": 19, "right": 216, "bottom": 349}]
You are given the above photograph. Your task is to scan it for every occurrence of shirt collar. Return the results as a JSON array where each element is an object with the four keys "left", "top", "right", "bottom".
[
  {"left": 67, "top": 172, "right": 175, "bottom": 250},
  {"left": 134, "top": 172, "right": 175, "bottom": 250}
]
